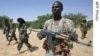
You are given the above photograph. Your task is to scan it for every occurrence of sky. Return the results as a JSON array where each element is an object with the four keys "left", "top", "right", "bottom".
[{"left": 0, "top": 0, "right": 93, "bottom": 22}]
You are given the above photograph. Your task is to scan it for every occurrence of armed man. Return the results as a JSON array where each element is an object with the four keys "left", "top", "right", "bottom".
[
  {"left": 37, "top": 1, "right": 76, "bottom": 56},
  {"left": 80, "top": 19, "right": 88, "bottom": 39},
  {"left": 17, "top": 18, "right": 32, "bottom": 52},
  {"left": 3, "top": 19, "right": 10, "bottom": 41},
  {"left": 7, "top": 18, "right": 18, "bottom": 45}
]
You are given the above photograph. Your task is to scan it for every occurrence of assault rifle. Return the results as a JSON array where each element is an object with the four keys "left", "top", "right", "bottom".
[{"left": 29, "top": 29, "right": 69, "bottom": 50}]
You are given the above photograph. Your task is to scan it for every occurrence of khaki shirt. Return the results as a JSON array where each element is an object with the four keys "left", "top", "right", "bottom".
[{"left": 43, "top": 18, "right": 75, "bottom": 35}]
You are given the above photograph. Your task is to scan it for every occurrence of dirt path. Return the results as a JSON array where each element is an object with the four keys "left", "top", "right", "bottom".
[{"left": 0, "top": 28, "right": 93, "bottom": 56}]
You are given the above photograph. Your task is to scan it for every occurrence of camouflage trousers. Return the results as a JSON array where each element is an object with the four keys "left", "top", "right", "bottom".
[
  {"left": 81, "top": 31, "right": 87, "bottom": 39},
  {"left": 17, "top": 37, "right": 32, "bottom": 51},
  {"left": 5, "top": 31, "right": 10, "bottom": 41},
  {"left": 8, "top": 33, "right": 17, "bottom": 44}
]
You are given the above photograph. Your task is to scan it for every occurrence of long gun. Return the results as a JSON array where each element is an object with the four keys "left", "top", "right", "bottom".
[
  {"left": 30, "top": 29, "right": 92, "bottom": 48},
  {"left": 30, "top": 29, "right": 61, "bottom": 49},
  {"left": 30, "top": 29, "right": 70, "bottom": 50}
]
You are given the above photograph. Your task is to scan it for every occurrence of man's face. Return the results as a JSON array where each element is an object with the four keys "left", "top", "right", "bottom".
[
  {"left": 19, "top": 21, "right": 22, "bottom": 25},
  {"left": 52, "top": 2, "right": 62, "bottom": 15}
]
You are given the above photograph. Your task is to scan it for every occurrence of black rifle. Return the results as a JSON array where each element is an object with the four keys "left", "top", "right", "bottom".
[
  {"left": 30, "top": 29, "right": 66, "bottom": 50},
  {"left": 75, "top": 40, "right": 92, "bottom": 47}
]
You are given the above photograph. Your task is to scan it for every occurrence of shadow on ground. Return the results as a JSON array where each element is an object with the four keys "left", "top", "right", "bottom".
[{"left": 20, "top": 46, "right": 39, "bottom": 54}]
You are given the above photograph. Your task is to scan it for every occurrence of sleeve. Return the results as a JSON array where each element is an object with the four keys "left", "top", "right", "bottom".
[
  {"left": 23, "top": 24, "right": 27, "bottom": 34},
  {"left": 43, "top": 20, "right": 49, "bottom": 30},
  {"left": 67, "top": 20, "right": 75, "bottom": 34},
  {"left": 80, "top": 23, "right": 83, "bottom": 32},
  {"left": 20, "top": 24, "right": 27, "bottom": 34},
  {"left": 12, "top": 23, "right": 16, "bottom": 33},
  {"left": 37, "top": 20, "right": 50, "bottom": 39},
  {"left": 66, "top": 19, "right": 78, "bottom": 41}
]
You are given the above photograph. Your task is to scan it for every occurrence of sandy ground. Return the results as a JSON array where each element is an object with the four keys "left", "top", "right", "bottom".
[{"left": 0, "top": 28, "right": 93, "bottom": 56}]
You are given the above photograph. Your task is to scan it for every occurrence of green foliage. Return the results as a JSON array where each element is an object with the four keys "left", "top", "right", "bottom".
[
  {"left": 87, "top": 20, "right": 93, "bottom": 28},
  {"left": 26, "top": 21, "right": 33, "bottom": 28},
  {"left": 0, "top": 13, "right": 91, "bottom": 29},
  {"left": 0, "top": 15, "right": 9, "bottom": 28},
  {"left": 63, "top": 13, "right": 87, "bottom": 27},
  {"left": 31, "top": 14, "right": 53, "bottom": 29},
  {"left": 30, "top": 13, "right": 89, "bottom": 28}
]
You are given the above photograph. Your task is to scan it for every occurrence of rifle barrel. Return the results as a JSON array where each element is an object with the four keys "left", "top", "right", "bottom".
[{"left": 31, "top": 29, "right": 40, "bottom": 32}]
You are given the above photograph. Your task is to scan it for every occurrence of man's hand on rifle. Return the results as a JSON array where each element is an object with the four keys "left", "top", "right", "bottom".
[
  {"left": 55, "top": 34, "right": 70, "bottom": 40},
  {"left": 37, "top": 31, "right": 46, "bottom": 40}
]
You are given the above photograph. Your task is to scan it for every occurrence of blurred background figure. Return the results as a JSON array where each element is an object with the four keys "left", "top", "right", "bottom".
[
  {"left": 8, "top": 18, "right": 18, "bottom": 45},
  {"left": 80, "top": 19, "right": 88, "bottom": 39}
]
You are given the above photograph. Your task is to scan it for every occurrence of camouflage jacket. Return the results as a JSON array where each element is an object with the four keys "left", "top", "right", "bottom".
[
  {"left": 9, "top": 23, "right": 16, "bottom": 33},
  {"left": 19, "top": 23, "right": 28, "bottom": 39},
  {"left": 80, "top": 23, "right": 88, "bottom": 32},
  {"left": 3, "top": 23, "right": 10, "bottom": 31}
]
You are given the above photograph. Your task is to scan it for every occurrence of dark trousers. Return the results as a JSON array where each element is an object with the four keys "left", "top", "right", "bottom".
[
  {"left": 81, "top": 31, "right": 87, "bottom": 39},
  {"left": 17, "top": 38, "right": 31, "bottom": 51},
  {"left": 5, "top": 31, "right": 9, "bottom": 41},
  {"left": 9, "top": 33, "right": 17, "bottom": 44}
]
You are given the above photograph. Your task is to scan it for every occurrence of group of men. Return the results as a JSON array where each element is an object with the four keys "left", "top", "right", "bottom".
[
  {"left": 3, "top": 18, "right": 18, "bottom": 45},
  {"left": 3, "top": 1, "right": 90, "bottom": 56},
  {"left": 3, "top": 18, "right": 32, "bottom": 52}
]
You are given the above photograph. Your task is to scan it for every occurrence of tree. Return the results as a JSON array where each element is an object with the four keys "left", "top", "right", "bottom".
[
  {"left": 0, "top": 15, "right": 9, "bottom": 28},
  {"left": 26, "top": 21, "right": 33, "bottom": 28},
  {"left": 31, "top": 14, "right": 53, "bottom": 29},
  {"left": 63, "top": 13, "right": 87, "bottom": 27},
  {"left": 87, "top": 20, "right": 93, "bottom": 29}
]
